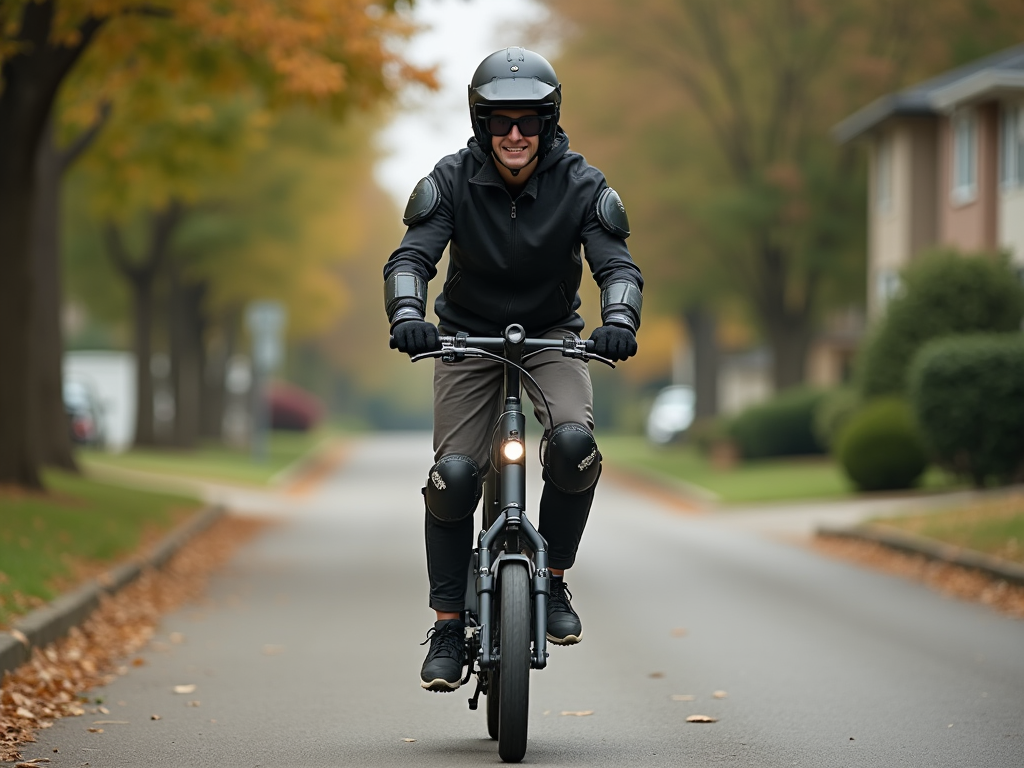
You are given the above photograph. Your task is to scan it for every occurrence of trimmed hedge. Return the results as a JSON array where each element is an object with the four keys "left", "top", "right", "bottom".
[
  {"left": 908, "top": 333, "right": 1024, "bottom": 487},
  {"left": 728, "top": 388, "right": 828, "bottom": 460},
  {"left": 858, "top": 250, "right": 1024, "bottom": 398},
  {"left": 837, "top": 398, "right": 929, "bottom": 491}
]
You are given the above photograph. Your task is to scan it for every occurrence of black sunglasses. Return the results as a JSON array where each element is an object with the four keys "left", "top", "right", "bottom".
[{"left": 483, "top": 114, "right": 549, "bottom": 137}]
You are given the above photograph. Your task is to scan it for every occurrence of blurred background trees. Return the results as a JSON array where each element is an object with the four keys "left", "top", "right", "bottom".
[
  {"left": 3, "top": 0, "right": 1024, "bottom": 493},
  {"left": 0, "top": 0, "right": 432, "bottom": 488}
]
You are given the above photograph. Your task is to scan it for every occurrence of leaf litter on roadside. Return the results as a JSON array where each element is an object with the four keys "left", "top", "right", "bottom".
[{"left": 0, "top": 516, "right": 268, "bottom": 762}]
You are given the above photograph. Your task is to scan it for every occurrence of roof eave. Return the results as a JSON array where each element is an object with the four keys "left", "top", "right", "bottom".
[{"left": 930, "top": 71, "right": 1024, "bottom": 112}]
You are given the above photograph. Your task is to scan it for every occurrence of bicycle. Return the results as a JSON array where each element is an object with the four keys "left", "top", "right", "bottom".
[{"left": 404, "top": 323, "right": 613, "bottom": 763}]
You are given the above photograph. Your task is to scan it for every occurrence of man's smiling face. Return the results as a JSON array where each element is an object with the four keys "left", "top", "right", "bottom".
[{"left": 489, "top": 108, "right": 541, "bottom": 174}]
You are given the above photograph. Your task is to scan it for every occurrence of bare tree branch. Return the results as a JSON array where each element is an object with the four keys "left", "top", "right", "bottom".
[{"left": 57, "top": 99, "right": 111, "bottom": 173}]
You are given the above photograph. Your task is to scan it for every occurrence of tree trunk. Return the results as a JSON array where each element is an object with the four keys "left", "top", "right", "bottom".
[
  {"left": 132, "top": 278, "right": 158, "bottom": 447},
  {"left": 30, "top": 106, "right": 110, "bottom": 470},
  {"left": 751, "top": 238, "right": 817, "bottom": 392},
  {"left": 765, "top": 318, "right": 813, "bottom": 392},
  {"left": 169, "top": 268, "right": 204, "bottom": 449},
  {"left": 30, "top": 114, "right": 77, "bottom": 470},
  {"left": 105, "top": 202, "right": 184, "bottom": 448},
  {"left": 0, "top": 0, "right": 104, "bottom": 488},
  {"left": 201, "top": 321, "right": 228, "bottom": 440},
  {"left": 684, "top": 306, "right": 719, "bottom": 419}
]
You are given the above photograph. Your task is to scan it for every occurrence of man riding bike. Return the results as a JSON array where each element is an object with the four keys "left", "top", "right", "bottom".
[{"left": 383, "top": 47, "right": 643, "bottom": 692}]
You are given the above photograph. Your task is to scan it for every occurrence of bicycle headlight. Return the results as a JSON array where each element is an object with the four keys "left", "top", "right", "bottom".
[{"left": 502, "top": 439, "right": 525, "bottom": 462}]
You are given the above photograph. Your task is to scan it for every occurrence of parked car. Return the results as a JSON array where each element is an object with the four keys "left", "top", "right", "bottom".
[
  {"left": 63, "top": 378, "right": 106, "bottom": 447},
  {"left": 646, "top": 385, "right": 695, "bottom": 445},
  {"left": 268, "top": 381, "right": 323, "bottom": 432}
]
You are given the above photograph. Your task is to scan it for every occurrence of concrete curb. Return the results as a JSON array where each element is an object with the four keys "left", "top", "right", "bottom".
[
  {"left": 0, "top": 504, "right": 225, "bottom": 679},
  {"left": 817, "top": 523, "right": 1024, "bottom": 587}
]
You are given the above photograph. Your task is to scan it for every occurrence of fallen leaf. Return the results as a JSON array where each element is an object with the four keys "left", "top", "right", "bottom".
[
  {"left": 402, "top": 738, "right": 416, "bottom": 743},
  {"left": 87, "top": 727, "right": 104, "bottom": 733},
  {"left": 151, "top": 715, "right": 162, "bottom": 721},
  {"left": 169, "top": 632, "right": 185, "bottom": 644},
  {"left": 648, "top": 672, "right": 665, "bottom": 679},
  {"left": 131, "top": 657, "right": 145, "bottom": 667},
  {"left": 671, "top": 695, "right": 696, "bottom": 702},
  {"left": 686, "top": 715, "right": 718, "bottom": 723},
  {"left": 671, "top": 628, "right": 688, "bottom": 638},
  {"left": 98, "top": 706, "right": 110, "bottom": 714},
  {"left": 262, "top": 645, "right": 285, "bottom": 655},
  {"left": 187, "top": 701, "right": 201, "bottom": 707},
  {"left": 560, "top": 710, "right": 594, "bottom": 717},
  {"left": 173, "top": 684, "right": 196, "bottom": 694},
  {"left": 92, "top": 721, "right": 128, "bottom": 725},
  {"left": 10, "top": 628, "right": 29, "bottom": 647},
  {"left": 713, "top": 690, "right": 728, "bottom": 699},
  {"left": 15, "top": 707, "right": 35, "bottom": 720},
  {"left": 15, "top": 759, "right": 50, "bottom": 765}
]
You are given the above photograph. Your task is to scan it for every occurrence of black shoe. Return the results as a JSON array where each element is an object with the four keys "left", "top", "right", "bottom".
[
  {"left": 420, "top": 619, "right": 466, "bottom": 691},
  {"left": 547, "top": 579, "right": 582, "bottom": 645}
]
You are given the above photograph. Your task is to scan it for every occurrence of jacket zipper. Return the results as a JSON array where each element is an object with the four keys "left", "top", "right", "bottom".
[{"left": 505, "top": 198, "right": 518, "bottom": 322}]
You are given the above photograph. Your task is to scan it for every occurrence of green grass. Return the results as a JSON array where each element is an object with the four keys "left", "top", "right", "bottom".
[
  {"left": 599, "top": 435, "right": 960, "bottom": 504},
  {"left": 79, "top": 429, "right": 329, "bottom": 486},
  {"left": 874, "top": 493, "right": 1024, "bottom": 564},
  {"left": 0, "top": 470, "right": 200, "bottom": 627}
]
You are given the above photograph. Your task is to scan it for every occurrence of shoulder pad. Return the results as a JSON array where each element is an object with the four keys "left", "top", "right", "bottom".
[
  {"left": 403, "top": 176, "right": 440, "bottom": 226},
  {"left": 596, "top": 187, "right": 630, "bottom": 238}
]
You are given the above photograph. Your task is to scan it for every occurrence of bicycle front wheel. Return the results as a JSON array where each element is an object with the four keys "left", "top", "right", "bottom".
[{"left": 497, "top": 562, "right": 531, "bottom": 763}]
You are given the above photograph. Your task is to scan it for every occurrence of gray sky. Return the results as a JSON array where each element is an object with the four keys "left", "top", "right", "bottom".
[{"left": 374, "top": 0, "right": 554, "bottom": 207}]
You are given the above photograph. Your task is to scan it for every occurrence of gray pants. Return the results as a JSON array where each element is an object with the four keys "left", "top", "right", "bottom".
[
  {"left": 424, "top": 329, "right": 597, "bottom": 612},
  {"left": 433, "top": 329, "right": 594, "bottom": 463}
]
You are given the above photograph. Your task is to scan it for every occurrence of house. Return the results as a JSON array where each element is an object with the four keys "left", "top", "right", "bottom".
[{"left": 834, "top": 43, "right": 1024, "bottom": 319}]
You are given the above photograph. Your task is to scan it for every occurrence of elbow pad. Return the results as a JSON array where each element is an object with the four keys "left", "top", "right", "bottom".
[
  {"left": 385, "top": 272, "right": 427, "bottom": 328},
  {"left": 600, "top": 281, "right": 643, "bottom": 332}
]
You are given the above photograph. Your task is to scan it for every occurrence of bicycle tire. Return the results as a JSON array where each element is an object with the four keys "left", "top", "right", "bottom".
[{"left": 497, "top": 562, "right": 531, "bottom": 763}]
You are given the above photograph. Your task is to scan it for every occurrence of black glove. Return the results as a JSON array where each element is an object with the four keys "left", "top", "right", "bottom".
[
  {"left": 589, "top": 324, "right": 637, "bottom": 361},
  {"left": 391, "top": 320, "right": 440, "bottom": 356}
]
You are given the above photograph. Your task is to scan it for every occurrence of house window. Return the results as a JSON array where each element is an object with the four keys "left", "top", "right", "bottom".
[
  {"left": 876, "top": 269, "right": 900, "bottom": 309},
  {"left": 1001, "top": 103, "right": 1024, "bottom": 188},
  {"left": 952, "top": 109, "right": 977, "bottom": 204},
  {"left": 875, "top": 133, "right": 893, "bottom": 212}
]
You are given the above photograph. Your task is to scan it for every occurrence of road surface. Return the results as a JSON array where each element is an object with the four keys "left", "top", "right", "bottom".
[{"left": 19, "top": 433, "right": 1024, "bottom": 766}]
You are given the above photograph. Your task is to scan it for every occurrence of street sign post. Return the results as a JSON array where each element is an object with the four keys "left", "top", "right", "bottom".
[{"left": 245, "top": 301, "right": 287, "bottom": 462}]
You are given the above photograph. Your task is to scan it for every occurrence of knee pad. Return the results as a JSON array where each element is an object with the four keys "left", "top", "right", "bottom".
[
  {"left": 543, "top": 422, "right": 600, "bottom": 494},
  {"left": 424, "top": 454, "right": 480, "bottom": 523}
]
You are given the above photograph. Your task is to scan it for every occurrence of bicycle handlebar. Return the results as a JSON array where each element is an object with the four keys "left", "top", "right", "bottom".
[{"left": 388, "top": 330, "right": 615, "bottom": 368}]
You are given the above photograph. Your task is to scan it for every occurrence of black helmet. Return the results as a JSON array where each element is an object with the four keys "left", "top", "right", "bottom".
[{"left": 468, "top": 47, "right": 561, "bottom": 157}]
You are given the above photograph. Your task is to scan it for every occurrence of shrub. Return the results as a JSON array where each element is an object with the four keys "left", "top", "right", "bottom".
[
  {"left": 908, "top": 333, "right": 1024, "bottom": 487},
  {"left": 728, "top": 387, "right": 828, "bottom": 460},
  {"left": 837, "top": 398, "right": 929, "bottom": 491},
  {"left": 813, "top": 386, "right": 861, "bottom": 452},
  {"left": 858, "top": 250, "right": 1024, "bottom": 398}
]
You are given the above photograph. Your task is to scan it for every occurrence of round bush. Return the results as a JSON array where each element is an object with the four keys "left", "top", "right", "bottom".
[
  {"left": 908, "top": 333, "right": 1024, "bottom": 487},
  {"left": 837, "top": 398, "right": 929, "bottom": 491},
  {"left": 813, "top": 386, "right": 861, "bottom": 452},
  {"left": 858, "top": 250, "right": 1024, "bottom": 398},
  {"left": 728, "top": 387, "right": 828, "bottom": 460}
]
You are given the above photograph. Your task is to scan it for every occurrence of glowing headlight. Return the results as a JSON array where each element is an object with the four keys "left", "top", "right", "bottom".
[{"left": 502, "top": 440, "right": 525, "bottom": 462}]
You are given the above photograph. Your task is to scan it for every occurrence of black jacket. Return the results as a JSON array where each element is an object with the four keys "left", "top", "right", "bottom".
[{"left": 384, "top": 129, "right": 643, "bottom": 337}]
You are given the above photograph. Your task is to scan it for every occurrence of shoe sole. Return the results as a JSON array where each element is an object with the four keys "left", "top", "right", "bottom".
[
  {"left": 420, "top": 677, "right": 462, "bottom": 692},
  {"left": 546, "top": 631, "right": 581, "bottom": 645}
]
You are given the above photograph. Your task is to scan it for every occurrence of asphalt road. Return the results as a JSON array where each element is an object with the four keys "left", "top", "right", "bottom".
[{"left": 20, "top": 433, "right": 1024, "bottom": 767}]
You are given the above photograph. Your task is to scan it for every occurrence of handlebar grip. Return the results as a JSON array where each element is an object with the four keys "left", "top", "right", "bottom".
[
  {"left": 584, "top": 339, "right": 596, "bottom": 353},
  {"left": 389, "top": 335, "right": 397, "bottom": 349}
]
